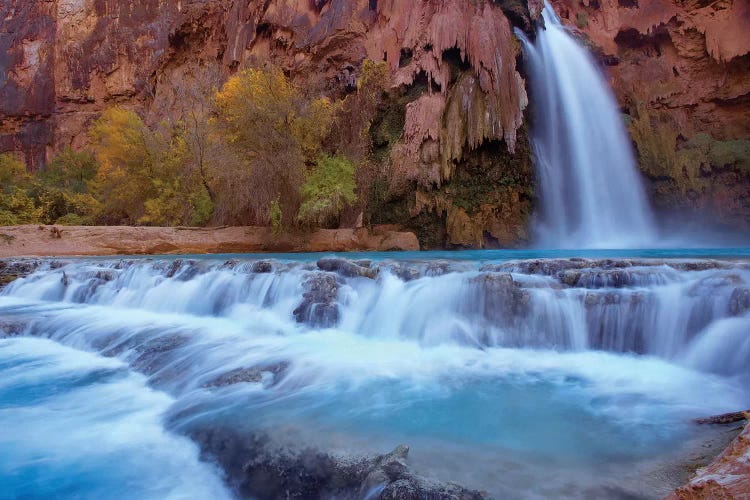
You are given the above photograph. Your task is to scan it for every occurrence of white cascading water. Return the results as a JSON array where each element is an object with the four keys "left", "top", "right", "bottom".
[
  {"left": 1, "top": 256, "right": 749, "bottom": 498},
  {"left": 518, "top": 3, "right": 657, "bottom": 249}
]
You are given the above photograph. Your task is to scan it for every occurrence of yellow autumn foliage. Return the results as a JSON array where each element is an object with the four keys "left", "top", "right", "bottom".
[{"left": 211, "top": 66, "right": 338, "bottom": 225}]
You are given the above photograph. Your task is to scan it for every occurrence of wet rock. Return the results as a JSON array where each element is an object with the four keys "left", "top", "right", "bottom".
[
  {"left": 424, "top": 261, "right": 454, "bottom": 277},
  {"left": 380, "top": 262, "right": 422, "bottom": 282},
  {"left": 204, "top": 367, "right": 262, "bottom": 387},
  {"left": 165, "top": 259, "right": 184, "bottom": 278},
  {"left": 558, "top": 270, "right": 582, "bottom": 287},
  {"left": 317, "top": 258, "right": 378, "bottom": 279},
  {"left": 490, "top": 258, "right": 597, "bottom": 277},
  {"left": 0, "top": 260, "right": 40, "bottom": 289},
  {"left": 189, "top": 427, "right": 485, "bottom": 500},
  {"left": 129, "top": 334, "right": 190, "bottom": 376},
  {"left": 669, "top": 261, "right": 727, "bottom": 272},
  {"left": 251, "top": 260, "right": 274, "bottom": 273},
  {"left": 471, "top": 273, "right": 531, "bottom": 324},
  {"left": 0, "top": 319, "right": 27, "bottom": 338},
  {"left": 293, "top": 273, "right": 340, "bottom": 328},
  {"left": 203, "top": 362, "right": 289, "bottom": 388},
  {"left": 94, "top": 270, "right": 116, "bottom": 282},
  {"left": 729, "top": 287, "right": 750, "bottom": 316},
  {"left": 365, "top": 444, "right": 486, "bottom": 500}
]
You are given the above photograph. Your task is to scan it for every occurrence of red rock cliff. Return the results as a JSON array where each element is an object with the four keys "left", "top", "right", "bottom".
[
  {"left": 1, "top": 0, "right": 540, "bottom": 248},
  {"left": 2, "top": 0, "right": 748, "bottom": 242}
]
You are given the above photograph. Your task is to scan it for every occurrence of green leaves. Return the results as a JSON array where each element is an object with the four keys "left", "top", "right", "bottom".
[{"left": 298, "top": 154, "right": 357, "bottom": 227}]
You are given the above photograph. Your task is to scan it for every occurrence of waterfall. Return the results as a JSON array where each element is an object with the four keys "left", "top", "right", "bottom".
[
  {"left": 518, "top": 3, "right": 656, "bottom": 249},
  {"left": 2, "top": 257, "right": 748, "bottom": 376},
  {"left": 1, "top": 255, "right": 748, "bottom": 498}
]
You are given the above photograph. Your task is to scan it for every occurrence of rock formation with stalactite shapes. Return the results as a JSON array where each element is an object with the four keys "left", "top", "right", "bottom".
[
  {"left": 0, "top": 0, "right": 540, "bottom": 248},
  {"left": 550, "top": 0, "right": 750, "bottom": 232}
]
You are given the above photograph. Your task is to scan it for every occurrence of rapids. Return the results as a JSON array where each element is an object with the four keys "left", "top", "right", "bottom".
[{"left": 1, "top": 252, "right": 749, "bottom": 498}]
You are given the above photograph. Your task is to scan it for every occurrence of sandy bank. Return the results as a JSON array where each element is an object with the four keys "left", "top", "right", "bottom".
[{"left": 0, "top": 225, "right": 419, "bottom": 257}]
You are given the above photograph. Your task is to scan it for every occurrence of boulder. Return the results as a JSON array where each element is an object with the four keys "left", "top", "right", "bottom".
[
  {"left": 293, "top": 273, "right": 340, "bottom": 328},
  {"left": 317, "top": 258, "right": 378, "bottom": 279}
]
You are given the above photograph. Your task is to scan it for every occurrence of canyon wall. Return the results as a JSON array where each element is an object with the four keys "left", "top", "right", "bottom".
[
  {"left": 2, "top": 0, "right": 539, "bottom": 248},
  {"left": 1, "top": 0, "right": 748, "bottom": 245}
]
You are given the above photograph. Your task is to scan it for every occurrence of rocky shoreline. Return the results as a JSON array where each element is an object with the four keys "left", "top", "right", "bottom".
[
  {"left": 668, "top": 417, "right": 750, "bottom": 500},
  {"left": 0, "top": 225, "right": 419, "bottom": 258}
]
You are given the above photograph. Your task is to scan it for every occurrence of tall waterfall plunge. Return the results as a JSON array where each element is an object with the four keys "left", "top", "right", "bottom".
[{"left": 518, "top": 3, "right": 656, "bottom": 249}]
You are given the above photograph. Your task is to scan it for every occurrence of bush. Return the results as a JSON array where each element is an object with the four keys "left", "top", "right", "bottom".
[
  {"left": 55, "top": 213, "right": 87, "bottom": 225},
  {"left": 298, "top": 154, "right": 357, "bottom": 227},
  {"left": 42, "top": 147, "right": 98, "bottom": 193},
  {"left": 0, "top": 153, "right": 30, "bottom": 191},
  {"left": 270, "top": 197, "right": 283, "bottom": 235}
]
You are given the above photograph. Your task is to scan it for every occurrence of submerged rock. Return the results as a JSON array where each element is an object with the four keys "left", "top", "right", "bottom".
[
  {"left": 729, "top": 287, "right": 750, "bottom": 316},
  {"left": 317, "top": 258, "right": 378, "bottom": 279},
  {"left": 203, "top": 363, "right": 289, "bottom": 388},
  {"left": 189, "top": 427, "right": 486, "bottom": 500},
  {"left": 0, "top": 259, "right": 40, "bottom": 290},
  {"left": 293, "top": 273, "right": 340, "bottom": 328}
]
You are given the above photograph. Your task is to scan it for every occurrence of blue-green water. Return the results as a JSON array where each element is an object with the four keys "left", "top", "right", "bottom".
[
  {"left": 1, "top": 251, "right": 749, "bottom": 498},
  {"left": 62, "top": 246, "right": 750, "bottom": 263}
]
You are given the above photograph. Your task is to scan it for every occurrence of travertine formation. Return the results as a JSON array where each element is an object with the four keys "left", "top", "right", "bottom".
[
  {"left": 667, "top": 419, "right": 750, "bottom": 500},
  {"left": 1, "top": 0, "right": 748, "bottom": 242}
]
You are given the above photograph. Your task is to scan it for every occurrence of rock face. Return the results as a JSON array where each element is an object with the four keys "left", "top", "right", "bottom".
[
  {"left": 551, "top": 0, "right": 750, "bottom": 231},
  {"left": 0, "top": 0, "right": 536, "bottom": 249},
  {"left": 2, "top": 0, "right": 748, "bottom": 244}
]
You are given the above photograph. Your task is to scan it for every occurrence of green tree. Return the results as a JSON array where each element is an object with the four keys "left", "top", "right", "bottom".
[
  {"left": 41, "top": 147, "right": 99, "bottom": 193},
  {"left": 0, "top": 153, "right": 39, "bottom": 225},
  {"left": 298, "top": 154, "right": 357, "bottom": 227},
  {"left": 89, "top": 108, "right": 213, "bottom": 226}
]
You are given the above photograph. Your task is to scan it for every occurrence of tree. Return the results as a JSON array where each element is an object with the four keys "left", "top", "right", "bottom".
[
  {"left": 0, "top": 153, "right": 38, "bottom": 225},
  {"left": 298, "top": 154, "right": 357, "bottom": 227},
  {"left": 212, "top": 66, "right": 337, "bottom": 226},
  {"left": 0, "top": 153, "right": 31, "bottom": 190},
  {"left": 89, "top": 107, "right": 158, "bottom": 223},
  {"left": 41, "top": 147, "right": 99, "bottom": 193},
  {"left": 88, "top": 107, "right": 213, "bottom": 226}
]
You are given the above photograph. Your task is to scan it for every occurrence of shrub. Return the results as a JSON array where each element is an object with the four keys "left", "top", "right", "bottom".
[
  {"left": 0, "top": 153, "right": 30, "bottom": 191},
  {"left": 42, "top": 147, "right": 99, "bottom": 193},
  {"left": 298, "top": 154, "right": 357, "bottom": 227},
  {"left": 270, "top": 197, "right": 283, "bottom": 235}
]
